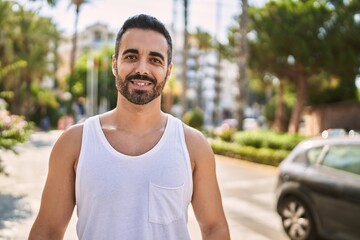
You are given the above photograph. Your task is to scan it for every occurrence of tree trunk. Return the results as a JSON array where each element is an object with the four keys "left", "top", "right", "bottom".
[
  {"left": 213, "top": 0, "right": 222, "bottom": 126},
  {"left": 274, "top": 81, "right": 286, "bottom": 132},
  {"left": 194, "top": 53, "right": 203, "bottom": 109},
  {"left": 69, "top": 5, "right": 80, "bottom": 86},
  {"left": 288, "top": 74, "right": 307, "bottom": 133},
  {"left": 181, "top": 0, "right": 189, "bottom": 115},
  {"left": 235, "top": 0, "right": 249, "bottom": 130}
]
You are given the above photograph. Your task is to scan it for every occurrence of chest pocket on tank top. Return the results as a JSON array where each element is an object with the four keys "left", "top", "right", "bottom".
[{"left": 149, "top": 182, "right": 184, "bottom": 224}]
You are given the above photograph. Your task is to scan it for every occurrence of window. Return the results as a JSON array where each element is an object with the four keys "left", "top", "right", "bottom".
[
  {"left": 307, "top": 147, "right": 323, "bottom": 164},
  {"left": 322, "top": 144, "right": 360, "bottom": 175},
  {"left": 94, "top": 31, "right": 102, "bottom": 42}
]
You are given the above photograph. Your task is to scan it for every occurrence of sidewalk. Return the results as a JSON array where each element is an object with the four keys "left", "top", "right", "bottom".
[
  {"left": 0, "top": 130, "right": 202, "bottom": 240},
  {"left": 0, "top": 130, "right": 75, "bottom": 239}
]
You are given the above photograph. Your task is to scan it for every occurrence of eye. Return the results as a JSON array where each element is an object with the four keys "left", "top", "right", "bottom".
[
  {"left": 150, "top": 58, "right": 162, "bottom": 64},
  {"left": 124, "top": 55, "right": 136, "bottom": 60}
]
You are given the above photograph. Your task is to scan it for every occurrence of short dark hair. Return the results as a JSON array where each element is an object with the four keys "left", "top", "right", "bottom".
[{"left": 114, "top": 14, "right": 173, "bottom": 65}]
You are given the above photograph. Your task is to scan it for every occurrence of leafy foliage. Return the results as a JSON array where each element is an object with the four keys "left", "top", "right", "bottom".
[
  {"left": 0, "top": 106, "right": 33, "bottom": 151},
  {"left": 210, "top": 139, "right": 289, "bottom": 167},
  {"left": 251, "top": 0, "right": 360, "bottom": 99},
  {"left": 0, "top": 99, "right": 33, "bottom": 175},
  {"left": 182, "top": 107, "right": 204, "bottom": 130},
  {"left": 225, "top": 0, "right": 360, "bottom": 132},
  {"left": 209, "top": 128, "right": 306, "bottom": 166},
  {"left": 233, "top": 130, "right": 306, "bottom": 151},
  {"left": 69, "top": 46, "right": 117, "bottom": 110},
  {"left": 0, "top": 1, "right": 61, "bottom": 118}
]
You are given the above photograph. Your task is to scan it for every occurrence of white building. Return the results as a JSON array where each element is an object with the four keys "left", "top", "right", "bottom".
[{"left": 57, "top": 22, "right": 115, "bottom": 80}]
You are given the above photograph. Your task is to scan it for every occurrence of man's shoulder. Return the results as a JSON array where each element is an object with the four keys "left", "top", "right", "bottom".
[
  {"left": 182, "top": 124, "right": 211, "bottom": 152},
  {"left": 180, "top": 121, "right": 204, "bottom": 140},
  {"left": 58, "top": 122, "right": 85, "bottom": 145}
]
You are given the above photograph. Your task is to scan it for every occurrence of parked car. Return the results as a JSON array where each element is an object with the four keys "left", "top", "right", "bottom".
[
  {"left": 275, "top": 136, "right": 360, "bottom": 240},
  {"left": 321, "top": 128, "right": 347, "bottom": 138}
]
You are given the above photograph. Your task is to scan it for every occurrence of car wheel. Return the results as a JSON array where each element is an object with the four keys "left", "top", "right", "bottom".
[{"left": 279, "top": 196, "right": 316, "bottom": 240}]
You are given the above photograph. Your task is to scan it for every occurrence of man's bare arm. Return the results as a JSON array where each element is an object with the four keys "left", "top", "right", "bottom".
[
  {"left": 29, "top": 125, "right": 83, "bottom": 240},
  {"left": 184, "top": 125, "right": 230, "bottom": 240}
]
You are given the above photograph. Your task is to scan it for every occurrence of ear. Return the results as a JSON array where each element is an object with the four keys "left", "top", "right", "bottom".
[
  {"left": 112, "top": 55, "right": 117, "bottom": 77},
  {"left": 166, "top": 63, "right": 173, "bottom": 81}
]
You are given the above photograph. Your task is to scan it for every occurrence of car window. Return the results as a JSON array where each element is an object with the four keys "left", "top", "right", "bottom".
[
  {"left": 322, "top": 144, "right": 360, "bottom": 175},
  {"left": 307, "top": 147, "right": 323, "bottom": 164},
  {"left": 292, "top": 153, "right": 306, "bottom": 163}
]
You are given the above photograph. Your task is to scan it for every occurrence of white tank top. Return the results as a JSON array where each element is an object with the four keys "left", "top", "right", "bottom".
[{"left": 75, "top": 114, "right": 193, "bottom": 240}]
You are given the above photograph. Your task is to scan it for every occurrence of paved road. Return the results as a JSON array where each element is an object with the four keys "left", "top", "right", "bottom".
[
  {"left": 215, "top": 155, "right": 288, "bottom": 240},
  {"left": 0, "top": 130, "right": 288, "bottom": 240}
]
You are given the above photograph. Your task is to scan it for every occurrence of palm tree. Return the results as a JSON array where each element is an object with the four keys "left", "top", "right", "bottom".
[
  {"left": 30, "top": 0, "right": 89, "bottom": 87},
  {"left": 29, "top": 0, "right": 57, "bottom": 6},
  {"left": 0, "top": 1, "right": 61, "bottom": 117},
  {"left": 190, "top": 28, "right": 214, "bottom": 111},
  {"left": 69, "top": 0, "right": 88, "bottom": 84},
  {"left": 181, "top": 0, "right": 189, "bottom": 115},
  {"left": 214, "top": 0, "right": 222, "bottom": 126},
  {"left": 235, "top": 0, "right": 249, "bottom": 130}
]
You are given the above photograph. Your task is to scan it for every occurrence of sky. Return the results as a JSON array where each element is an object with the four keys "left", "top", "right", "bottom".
[{"left": 23, "top": 0, "right": 266, "bottom": 43}]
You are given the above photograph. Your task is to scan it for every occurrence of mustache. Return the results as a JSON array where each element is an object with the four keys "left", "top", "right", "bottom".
[{"left": 126, "top": 74, "right": 156, "bottom": 84}]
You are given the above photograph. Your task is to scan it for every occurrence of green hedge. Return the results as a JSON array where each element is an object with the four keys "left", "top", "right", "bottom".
[
  {"left": 233, "top": 130, "right": 306, "bottom": 151},
  {"left": 209, "top": 129, "right": 307, "bottom": 166},
  {"left": 210, "top": 139, "right": 290, "bottom": 167}
]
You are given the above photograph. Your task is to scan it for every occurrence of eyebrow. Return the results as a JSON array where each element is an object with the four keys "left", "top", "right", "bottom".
[
  {"left": 122, "top": 48, "right": 138, "bottom": 56},
  {"left": 149, "top": 51, "right": 165, "bottom": 62},
  {"left": 122, "top": 48, "right": 165, "bottom": 62}
]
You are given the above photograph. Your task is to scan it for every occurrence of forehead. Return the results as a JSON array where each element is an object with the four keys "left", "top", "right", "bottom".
[{"left": 118, "top": 28, "right": 168, "bottom": 56}]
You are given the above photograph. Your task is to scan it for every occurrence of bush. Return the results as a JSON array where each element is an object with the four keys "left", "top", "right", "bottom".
[
  {"left": 233, "top": 130, "right": 306, "bottom": 151},
  {"left": 233, "top": 131, "right": 263, "bottom": 148},
  {"left": 213, "top": 126, "right": 236, "bottom": 142},
  {"left": 218, "top": 127, "right": 235, "bottom": 142},
  {"left": 209, "top": 129, "right": 307, "bottom": 167},
  {"left": 210, "top": 139, "right": 289, "bottom": 167},
  {"left": 0, "top": 98, "right": 33, "bottom": 175},
  {"left": 182, "top": 107, "right": 204, "bottom": 130}
]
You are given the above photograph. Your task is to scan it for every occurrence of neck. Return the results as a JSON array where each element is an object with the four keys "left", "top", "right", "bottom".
[{"left": 110, "top": 94, "right": 166, "bottom": 132}]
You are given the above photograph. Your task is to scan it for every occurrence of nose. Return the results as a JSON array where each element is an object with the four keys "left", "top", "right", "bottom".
[{"left": 133, "top": 58, "right": 149, "bottom": 75}]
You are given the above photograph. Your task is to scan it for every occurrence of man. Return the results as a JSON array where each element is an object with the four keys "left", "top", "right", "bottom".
[{"left": 29, "top": 14, "right": 230, "bottom": 240}]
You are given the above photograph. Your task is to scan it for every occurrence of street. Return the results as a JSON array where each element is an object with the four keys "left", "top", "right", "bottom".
[
  {"left": 214, "top": 155, "right": 288, "bottom": 240},
  {"left": 0, "top": 130, "right": 288, "bottom": 240}
]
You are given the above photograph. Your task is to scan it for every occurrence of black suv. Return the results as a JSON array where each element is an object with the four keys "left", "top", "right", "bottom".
[{"left": 275, "top": 136, "right": 360, "bottom": 240}]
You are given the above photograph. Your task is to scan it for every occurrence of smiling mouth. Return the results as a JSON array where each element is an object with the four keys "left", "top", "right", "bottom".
[{"left": 130, "top": 80, "right": 152, "bottom": 86}]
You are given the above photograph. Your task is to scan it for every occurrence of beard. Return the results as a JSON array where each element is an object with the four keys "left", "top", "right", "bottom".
[{"left": 115, "top": 72, "right": 167, "bottom": 105}]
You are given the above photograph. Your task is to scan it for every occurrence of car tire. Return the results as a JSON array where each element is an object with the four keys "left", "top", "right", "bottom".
[{"left": 278, "top": 196, "right": 316, "bottom": 240}]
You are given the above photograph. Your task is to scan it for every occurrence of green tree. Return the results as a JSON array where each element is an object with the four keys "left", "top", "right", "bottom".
[
  {"left": 225, "top": 0, "right": 360, "bottom": 132},
  {"left": 70, "top": 46, "right": 117, "bottom": 113},
  {"left": 69, "top": 0, "right": 91, "bottom": 85},
  {"left": 246, "top": 0, "right": 360, "bottom": 133},
  {"left": 248, "top": 0, "right": 331, "bottom": 132},
  {"left": 312, "top": 0, "right": 360, "bottom": 104},
  {"left": 0, "top": 61, "right": 33, "bottom": 176},
  {"left": 189, "top": 27, "right": 215, "bottom": 110},
  {"left": 0, "top": 1, "right": 61, "bottom": 119},
  {"left": 30, "top": 0, "right": 91, "bottom": 91}
]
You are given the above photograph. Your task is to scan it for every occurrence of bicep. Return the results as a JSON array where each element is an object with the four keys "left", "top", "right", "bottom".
[
  {"left": 191, "top": 145, "right": 224, "bottom": 227},
  {"left": 185, "top": 128, "right": 227, "bottom": 230},
  {"left": 30, "top": 127, "right": 81, "bottom": 238}
]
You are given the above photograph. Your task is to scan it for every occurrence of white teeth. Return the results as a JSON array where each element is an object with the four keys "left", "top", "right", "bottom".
[{"left": 133, "top": 81, "right": 150, "bottom": 86}]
